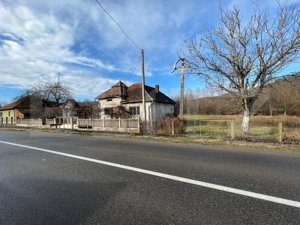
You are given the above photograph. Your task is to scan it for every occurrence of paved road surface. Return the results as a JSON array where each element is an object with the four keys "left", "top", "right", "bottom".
[{"left": 0, "top": 130, "right": 299, "bottom": 224}]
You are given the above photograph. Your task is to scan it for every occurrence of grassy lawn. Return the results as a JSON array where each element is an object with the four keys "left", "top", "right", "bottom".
[{"left": 184, "top": 115, "right": 300, "bottom": 143}]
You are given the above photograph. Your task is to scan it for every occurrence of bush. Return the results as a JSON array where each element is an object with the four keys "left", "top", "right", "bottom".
[{"left": 155, "top": 115, "right": 186, "bottom": 135}]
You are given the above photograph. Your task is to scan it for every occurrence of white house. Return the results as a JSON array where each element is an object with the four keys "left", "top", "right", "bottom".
[{"left": 96, "top": 81, "right": 175, "bottom": 123}]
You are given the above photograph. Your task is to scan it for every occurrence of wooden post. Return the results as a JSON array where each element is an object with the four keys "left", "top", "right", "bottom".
[
  {"left": 230, "top": 121, "right": 235, "bottom": 140},
  {"left": 278, "top": 122, "right": 283, "bottom": 144},
  {"left": 193, "top": 120, "right": 196, "bottom": 135},
  {"left": 199, "top": 121, "right": 201, "bottom": 136}
]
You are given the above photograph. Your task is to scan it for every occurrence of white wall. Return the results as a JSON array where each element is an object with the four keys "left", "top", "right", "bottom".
[
  {"left": 99, "top": 97, "right": 122, "bottom": 119},
  {"left": 150, "top": 102, "right": 174, "bottom": 122},
  {"left": 99, "top": 97, "right": 122, "bottom": 108},
  {"left": 98, "top": 98, "right": 174, "bottom": 122}
]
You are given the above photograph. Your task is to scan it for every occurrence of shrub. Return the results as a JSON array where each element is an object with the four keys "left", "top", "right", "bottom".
[{"left": 155, "top": 115, "right": 186, "bottom": 135}]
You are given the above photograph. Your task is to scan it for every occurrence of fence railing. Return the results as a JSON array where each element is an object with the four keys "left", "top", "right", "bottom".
[
  {"left": 16, "top": 119, "right": 43, "bottom": 127},
  {"left": 77, "top": 118, "right": 140, "bottom": 133},
  {"left": 185, "top": 119, "right": 300, "bottom": 144},
  {"left": 1, "top": 117, "right": 140, "bottom": 133}
]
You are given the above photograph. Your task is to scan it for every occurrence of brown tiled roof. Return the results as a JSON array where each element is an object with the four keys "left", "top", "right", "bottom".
[
  {"left": 0, "top": 99, "right": 22, "bottom": 111},
  {"left": 0, "top": 96, "right": 43, "bottom": 111},
  {"left": 96, "top": 81, "right": 128, "bottom": 99},
  {"left": 96, "top": 82, "right": 175, "bottom": 104},
  {"left": 126, "top": 84, "right": 152, "bottom": 102}
]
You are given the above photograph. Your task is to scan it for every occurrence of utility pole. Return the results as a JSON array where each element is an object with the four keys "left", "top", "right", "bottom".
[
  {"left": 141, "top": 49, "right": 147, "bottom": 133},
  {"left": 172, "top": 57, "right": 187, "bottom": 118},
  {"left": 179, "top": 62, "right": 185, "bottom": 118}
]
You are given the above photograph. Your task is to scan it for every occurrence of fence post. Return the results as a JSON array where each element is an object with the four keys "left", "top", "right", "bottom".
[
  {"left": 278, "top": 122, "right": 283, "bottom": 144},
  {"left": 199, "top": 120, "right": 201, "bottom": 136},
  {"left": 171, "top": 119, "right": 175, "bottom": 136},
  {"left": 71, "top": 117, "right": 74, "bottom": 130},
  {"left": 230, "top": 121, "right": 235, "bottom": 140},
  {"left": 193, "top": 120, "right": 196, "bottom": 135},
  {"left": 137, "top": 117, "right": 140, "bottom": 133},
  {"left": 102, "top": 118, "right": 105, "bottom": 129},
  {"left": 119, "top": 117, "right": 121, "bottom": 130}
]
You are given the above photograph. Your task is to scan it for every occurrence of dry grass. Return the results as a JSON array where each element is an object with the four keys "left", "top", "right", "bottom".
[{"left": 184, "top": 115, "right": 300, "bottom": 143}]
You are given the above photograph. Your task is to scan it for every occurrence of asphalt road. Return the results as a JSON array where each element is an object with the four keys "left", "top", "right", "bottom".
[{"left": 0, "top": 130, "right": 299, "bottom": 225}]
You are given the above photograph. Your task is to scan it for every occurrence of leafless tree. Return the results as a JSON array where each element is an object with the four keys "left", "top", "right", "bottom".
[
  {"left": 30, "top": 76, "right": 72, "bottom": 107},
  {"left": 184, "top": 2, "right": 300, "bottom": 134}
]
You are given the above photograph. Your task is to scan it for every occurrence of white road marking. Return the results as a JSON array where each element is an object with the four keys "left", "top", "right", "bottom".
[{"left": 1, "top": 140, "right": 300, "bottom": 209}]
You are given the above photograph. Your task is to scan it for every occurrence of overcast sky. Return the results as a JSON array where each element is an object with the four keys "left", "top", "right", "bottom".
[{"left": 0, "top": 0, "right": 299, "bottom": 104}]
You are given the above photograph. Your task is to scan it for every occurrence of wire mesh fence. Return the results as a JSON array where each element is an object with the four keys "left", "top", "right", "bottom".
[{"left": 185, "top": 116, "right": 300, "bottom": 144}]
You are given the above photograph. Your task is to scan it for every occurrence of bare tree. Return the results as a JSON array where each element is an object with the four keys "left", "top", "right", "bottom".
[
  {"left": 184, "top": 2, "right": 300, "bottom": 134},
  {"left": 30, "top": 76, "right": 72, "bottom": 106}
]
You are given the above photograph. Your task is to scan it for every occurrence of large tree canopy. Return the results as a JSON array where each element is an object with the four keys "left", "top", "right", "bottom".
[{"left": 184, "top": 2, "right": 300, "bottom": 133}]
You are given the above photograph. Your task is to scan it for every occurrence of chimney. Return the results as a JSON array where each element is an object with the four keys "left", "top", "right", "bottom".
[{"left": 155, "top": 85, "right": 159, "bottom": 93}]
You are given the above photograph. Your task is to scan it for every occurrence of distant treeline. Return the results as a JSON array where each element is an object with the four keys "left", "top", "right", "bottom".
[{"left": 175, "top": 75, "right": 300, "bottom": 116}]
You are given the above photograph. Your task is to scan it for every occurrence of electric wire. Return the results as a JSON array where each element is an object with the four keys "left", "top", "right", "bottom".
[{"left": 95, "top": 0, "right": 141, "bottom": 50}]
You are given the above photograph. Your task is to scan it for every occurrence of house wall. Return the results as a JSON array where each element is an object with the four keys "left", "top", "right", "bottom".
[
  {"left": 123, "top": 102, "right": 152, "bottom": 120},
  {"left": 100, "top": 97, "right": 122, "bottom": 108},
  {"left": 99, "top": 97, "right": 123, "bottom": 119},
  {"left": 15, "top": 109, "right": 24, "bottom": 119},
  {"left": 0, "top": 109, "right": 25, "bottom": 125},
  {"left": 98, "top": 98, "right": 174, "bottom": 123},
  {"left": 123, "top": 102, "right": 174, "bottom": 123},
  {"left": 150, "top": 102, "right": 174, "bottom": 122},
  {"left": 0, "top": 109, "right": 15, "bottom": 124}
]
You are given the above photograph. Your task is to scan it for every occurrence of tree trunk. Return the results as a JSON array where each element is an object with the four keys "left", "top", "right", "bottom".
[{"left": 242, "top": 109, "right": 250, "bottom": 135}]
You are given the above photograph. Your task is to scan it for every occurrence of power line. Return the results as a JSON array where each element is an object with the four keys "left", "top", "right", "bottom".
[{"left": 95, "top": 0, "right": 141, "bottom": 50}]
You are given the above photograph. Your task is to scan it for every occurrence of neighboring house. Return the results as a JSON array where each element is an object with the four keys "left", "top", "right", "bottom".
[
  {"left": 61, "top": 99, "right": 80, "bottom": 118},
  {"left": 0, "top": 96, "right": 43, "bottom": 125},
  {"left": 96, "top": 81, "right": 175, "bottom": 123},
  {"left": 61, "top": 99, "right": 99, "bottom": 119}
]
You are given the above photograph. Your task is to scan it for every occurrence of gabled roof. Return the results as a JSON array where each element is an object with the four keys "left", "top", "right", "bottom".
[
  {"left": 0, "top": 95, "right": 43, "bottom": 111},
  {"left": 96, "top": 82, "right": 175, "bottom": 104},
  {"left": 96, "top": 81, "right": 128, "bottom": 99},
  {"left": 0, "top": 99, "right": 22, "bottom": 111}
]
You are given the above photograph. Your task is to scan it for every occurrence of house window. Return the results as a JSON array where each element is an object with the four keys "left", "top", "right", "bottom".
[
  {"left": 129, "top": 106, "right": 140, "bottom": 115},
  {"left": 107, "top": 99, "right": 112, "bottom": 102},
  {"left": 8, "top": 111, "right": 10, "bottom": 117}
]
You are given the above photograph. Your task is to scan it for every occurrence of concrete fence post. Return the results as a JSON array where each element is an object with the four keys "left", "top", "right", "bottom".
[
  {"left": 137, "top": 117, "right": 140, "bottom": 134},
  {"left": 278, "top": 122, "right": 283, "bottom": 144},
  {"left": 171, "top": 119, "right": 175, "bottom": 136},
  {"left": 230, "top": 121, "right": 235, "bottom": 140},
  {"left": 102, "top": 118, "right": 105, "bottom": 130},
  {"left": 71, "top": 117, "right": 74, "bottom": 130}
]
